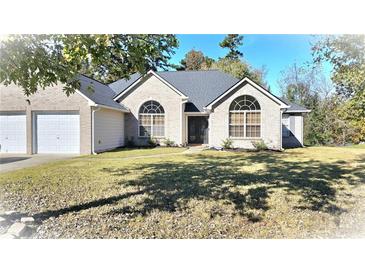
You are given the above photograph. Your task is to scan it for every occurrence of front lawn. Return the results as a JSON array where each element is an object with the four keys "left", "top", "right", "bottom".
[{"left": 0, "top": 146, "right": 364, "bottom": 238}]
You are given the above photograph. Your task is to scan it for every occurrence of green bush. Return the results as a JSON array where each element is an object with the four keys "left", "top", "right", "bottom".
[
  {"left": 163, "top": 138, "right": 175, "bottom": 147},
  {"left": 148, "top": 137, "right": 158, "bottom": 147},
  {"left": 221, "top": 138, "right": 233, "bottom": 149},
  {"left": 252, "top": 140, "right": 268, "bottom": 151}
]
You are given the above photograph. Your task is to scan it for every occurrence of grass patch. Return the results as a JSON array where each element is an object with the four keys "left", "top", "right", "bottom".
[
  {"left": 0, "top": 146, "right": 364, "bottom": 238},
  {"left": 88, "top": 147, "right": 187, "bottom": 158}
]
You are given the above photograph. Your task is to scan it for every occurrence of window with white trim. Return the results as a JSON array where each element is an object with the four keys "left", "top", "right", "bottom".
[
  {"left": 229, "top": 95, "right": 261, "bottom": 138},
  {"left": 139, "top": 100, "right": 165, "bottom": 137}
]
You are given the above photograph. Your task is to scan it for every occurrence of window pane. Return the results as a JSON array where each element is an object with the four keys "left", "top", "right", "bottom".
[
  {"left": 139, "top": 115, "right": 151, "bottom": 126},
  {"left": 229, "top": 125, "right": 244, "bottom": 137},
  {"left": 153, "top": 115, "right": 164, "bottom": 126},
  {"left": 153, "top": 126, "right": 165, "bottom": 137},
  {"left": 229, "top": 112, "right": 244, "bottom": 124},
  {"left": 246, "top": 112, "right": 260, "bottom": 124},
  {"left": 139, "top": 126, "right": 151, "bottom": 137},
  {"left": 140, "top": 100, "right": 165, "bottom": 114},
  {"left": 246, "top": 125, "right": 260, "bottom": 137}
]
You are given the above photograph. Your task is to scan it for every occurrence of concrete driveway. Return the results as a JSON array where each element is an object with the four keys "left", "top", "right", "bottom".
[{"left": 0, "top": 154, "right": 77, "bottom": 173}]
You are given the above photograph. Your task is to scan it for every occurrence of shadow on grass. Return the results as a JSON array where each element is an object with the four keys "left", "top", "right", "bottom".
[{"left": 30, "top": 152, "right": 365, "bottom": 223}]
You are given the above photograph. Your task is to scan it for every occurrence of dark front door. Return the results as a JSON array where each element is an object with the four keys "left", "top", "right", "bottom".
[{"left": 188, "top": 116, "right": 208, "bottom": 144}]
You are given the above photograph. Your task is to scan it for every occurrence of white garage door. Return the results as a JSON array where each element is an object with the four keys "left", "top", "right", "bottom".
[
  {"left": 35, "top": 112, "right": 80, "bottom": 153},
  {"left": 0, "top": 112, "right": 27, "bottom": 153}
]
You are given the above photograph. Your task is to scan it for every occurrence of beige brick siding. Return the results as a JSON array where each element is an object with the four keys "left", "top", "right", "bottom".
[
  {"left": 209, "top": 82, "right": 282, "bottom": 150},
  {"left": 94, "top": 108, "right": 124, "bottom": 152},
  {"left": 0, "top": 83, "right": 92, "bottom": 154},
  {"left": 118, "top": 74, "right": 183, "bottom": 146}
]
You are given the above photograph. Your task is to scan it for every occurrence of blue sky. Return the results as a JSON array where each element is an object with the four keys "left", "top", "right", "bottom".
[{"left": 169, "top": 34, "right": 332, "bottom": 95}]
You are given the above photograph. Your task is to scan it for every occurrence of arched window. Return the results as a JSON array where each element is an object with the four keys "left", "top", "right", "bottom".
[
  {"left": 229, "top": 95, "right": 261, "bottom": 138},
  {"left": 139, "top": 100, "right": 165, "bottom": 137}
]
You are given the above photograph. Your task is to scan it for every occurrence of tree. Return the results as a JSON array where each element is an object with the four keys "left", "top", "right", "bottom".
[
  {"left": 219, "top": 34, "right": 243, "bottom": 60},
  {"left": 177, "top": 49, "right": 213, "bottom": 71},
  {"left": 0, "top": 34, "right": 178, "bottom": 95},
  {"left": 278, "top": 63, "right": 331, "bottom": 108},
  {"left": 210, "top": 58, "right": 267, "bottom": 86},
  {"left": 312, "top": 35, "right": 365, "bottom": 98},
  {"left": 277, "top": 63, "right": 356, "bottom": 145},
  {"left": 312, "top": 35, "right": 365, "bottom": 142}
]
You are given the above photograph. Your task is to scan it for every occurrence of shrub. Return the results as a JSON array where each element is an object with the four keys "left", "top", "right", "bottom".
[
  {"left": 221, "top": 138, "right": 233, "bottom": 149},
  {"left": 148, "top": 137, "right": 158, "bottom": 147},
  {"left": 163, "top": 138, "right": 175, "bottom": 147},
  {"left": 252, "top": 140, "right": 268, "bottom": 151}
]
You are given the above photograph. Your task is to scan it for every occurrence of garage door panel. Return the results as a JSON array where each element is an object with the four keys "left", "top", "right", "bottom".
[
  {"left": 36, "top": 113, "right": 80, "bottom": 153},
  {"left": 0, "top": 113, "right": 27, "bottom": 153}
]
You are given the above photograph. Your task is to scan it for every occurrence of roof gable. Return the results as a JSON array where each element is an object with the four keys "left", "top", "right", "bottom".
[
  {"left": 108, "top": 72, "right": 142, "bottom": 96},
  {"left": 113, "top": 70, "right": 187, "bottom": 101},
  {"left": 205, "top": 77, "right": 290, "bottom": 110},
  {"left": 156, "top": 70, "right": 239, "bottom": 112}
]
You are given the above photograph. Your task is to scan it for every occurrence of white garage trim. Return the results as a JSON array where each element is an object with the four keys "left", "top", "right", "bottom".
[
  {"left": 0, "top": 112, "right": 27, "bottom": 153},
  {"left": 33, "top": 111, "right": 80, "bottom": 154}
]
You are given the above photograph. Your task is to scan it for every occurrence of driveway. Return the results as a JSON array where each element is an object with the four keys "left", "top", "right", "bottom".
[{"left": 0, "top": 154, "right": 77, "bottom": 173}]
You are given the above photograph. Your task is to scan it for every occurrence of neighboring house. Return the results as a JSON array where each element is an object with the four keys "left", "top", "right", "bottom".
[{"left": 0, "top": 70, "right": 310, "bottom": 154}]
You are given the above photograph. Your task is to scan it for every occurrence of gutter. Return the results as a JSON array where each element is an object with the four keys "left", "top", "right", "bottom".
[{"left": 94, "top": 103, "right": 130, "bottom": 113}]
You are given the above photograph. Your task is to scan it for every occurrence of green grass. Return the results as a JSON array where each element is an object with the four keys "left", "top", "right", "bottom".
[
  {"left": 0, "top": 146, "right": 364, "bottom": 238},
  {"left": 346, "top": 144, "right": 365, "bottom": 149}
]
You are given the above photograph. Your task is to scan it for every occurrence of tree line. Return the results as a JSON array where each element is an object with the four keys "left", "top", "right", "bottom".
[{"left": 279, "top": 35, "right": 364, "bottom": 145}]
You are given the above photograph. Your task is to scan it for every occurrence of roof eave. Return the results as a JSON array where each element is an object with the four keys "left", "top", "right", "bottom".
[
  {"left": 285, "top": 109, "right": 311, "bottom": 113},
  {"left": 94, "top": 103, "right": 130, "bottom": 113}
]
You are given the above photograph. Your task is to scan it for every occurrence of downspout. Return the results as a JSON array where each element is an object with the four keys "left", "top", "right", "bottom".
[
  {"left": 180, "top": 98, "right": 188, "bottom": 145},
  {"left": 91, "top": 106, "right": 101, "bottom": 155}
]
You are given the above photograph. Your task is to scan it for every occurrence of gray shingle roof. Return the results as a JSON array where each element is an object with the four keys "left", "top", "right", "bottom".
[
  {"left": 108, "top": 72, "right": 142, "bottom": 95},
  {"left": 280, "top": 98, "right": 310, "bottom": 113},
  {"left": 106, "top": 70, "right": 309, "bottom": 113},
  {"left": 157, "top": 70, "right": 240, "bottom": 111},
  {"left": 78, "top": 75, "right": 128, "bottom": 111}
]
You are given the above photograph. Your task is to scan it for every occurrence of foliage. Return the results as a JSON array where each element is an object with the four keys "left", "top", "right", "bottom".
[
  {"left": 147, "top": 137, "right": 158, "bottom": 147},
  {"left": 277, "top": 63, "right": 361, "bottom": 145},
  {"left": 0, "top": 34, "right": 178, "bottom": 95},
  {"left": 221, "top": 138, "right": 233, "bottom": 149},
  {"left": 251, "top": 140, "right": 268, "bottom": 151},
  {"left": 177, "top": 49, "right": 213, "bottom": 71},
  {"left": 210, "top": 58, "right": 267, "bottom": 86},
  {"left": 163, "top": 138, "right": 175, "bottom": 147},
  {"left": 312, "top": 35, "right": 365, "bottom": 98},
  {"left": 312, "top": 35, "right": 365, "bottom": 143},
  {"left": 219, "top": 34, "right": 244, "bottom": 60},
  {"left": 177, "top": 35, "right": 267, "bottom": 87}
]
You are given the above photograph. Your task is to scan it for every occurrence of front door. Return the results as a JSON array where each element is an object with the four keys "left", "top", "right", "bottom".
[{"left": 188, "top": 116, "right": 208, "bottom": 144}]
